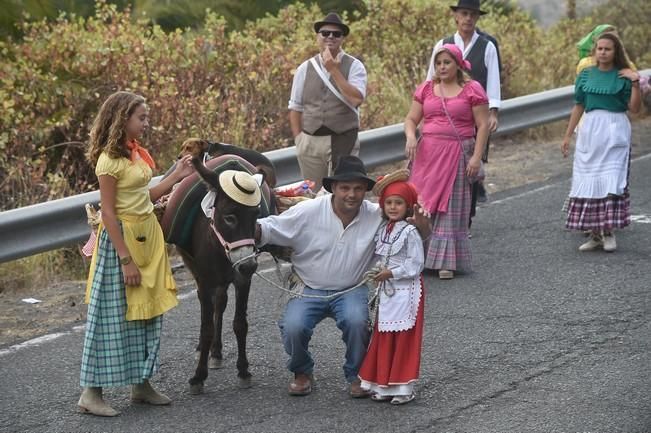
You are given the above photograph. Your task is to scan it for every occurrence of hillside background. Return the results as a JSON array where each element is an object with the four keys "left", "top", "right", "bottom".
[{"left": 517, "top": 0, "right": 608, "bottom": 26}]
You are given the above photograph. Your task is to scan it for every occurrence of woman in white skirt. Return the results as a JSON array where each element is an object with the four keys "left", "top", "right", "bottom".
[{"left": 561, "top": 32, "right": 641, "bottom": 252}]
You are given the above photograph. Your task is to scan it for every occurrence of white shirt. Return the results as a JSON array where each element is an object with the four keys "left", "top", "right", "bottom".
[
  {"left": 258, "top": 194, "right": 381, "bottom": 290},
  {"left": 426, "top": 32, "right": 501, "bottom": 110},
  {"left": 288, "top": 50, "right": 367, "bottom": 111}
]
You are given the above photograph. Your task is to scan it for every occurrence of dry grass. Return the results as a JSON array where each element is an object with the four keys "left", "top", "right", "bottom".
[{"left": 0, "top": 248, "right": 87, "bottom": 294}]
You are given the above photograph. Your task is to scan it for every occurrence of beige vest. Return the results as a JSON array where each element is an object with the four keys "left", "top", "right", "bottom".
[{"left": 302, "top": 54, "right": 359, "bottom": 135}]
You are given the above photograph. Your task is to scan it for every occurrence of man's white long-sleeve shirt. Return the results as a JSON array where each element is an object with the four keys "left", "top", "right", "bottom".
[
  {"left": 258, "top": 194, "right": 381, "bottom": 290},
  {"left": 426, "top": 32, "right": 501, "bottom": 110}
]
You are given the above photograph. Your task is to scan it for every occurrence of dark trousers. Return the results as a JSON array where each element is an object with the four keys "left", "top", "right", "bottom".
[
  {"left": 469, "top": 181, "right": 479, "bottom": 228},
  {"left": 468, "top": 138, "right": 490, "bottom": 229}
]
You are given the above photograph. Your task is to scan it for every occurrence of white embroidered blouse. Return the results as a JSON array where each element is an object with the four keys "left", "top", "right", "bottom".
[{"left": 374, "top": 220, "right": 424, "bottom": 332}]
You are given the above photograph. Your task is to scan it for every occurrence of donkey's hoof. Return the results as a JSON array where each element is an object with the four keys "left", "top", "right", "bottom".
[
  {"left": 189, "top": 382, "right": 204, "bottom": 395},
  {"left": 238, "top": 376, "right": 253, "bottom": 389},
  {"left": 208, "top": 357, "right": 223, "bottom": 370}
]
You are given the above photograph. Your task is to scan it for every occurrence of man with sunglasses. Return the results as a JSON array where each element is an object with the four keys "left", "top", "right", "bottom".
[
  {"left": 426, "top": 0, "right": 502, "bottom": 228},
  {"left": 288, "top": 12, "right": 367, "bottom": 192}
]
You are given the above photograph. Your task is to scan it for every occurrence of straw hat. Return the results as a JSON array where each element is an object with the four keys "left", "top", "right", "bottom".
[
  {"left": 371, "top": 169, "right": 410, "bottom": 197},
  {"left": 218, "top": 170, "right": 261, "bottom": 207}
]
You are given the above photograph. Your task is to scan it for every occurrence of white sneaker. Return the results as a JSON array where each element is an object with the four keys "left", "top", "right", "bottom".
[
  {"left": 438, "top": 270, "right": 454, "bottom": 279},
  {"left": 579, "top": 234, "right": 603, "bottom": 251},
  {"left": 390, "top": 393, "right": 415, "bottom": 405},
  {"left": 602, "top": 233, "right": 616, "bottom": 252}
]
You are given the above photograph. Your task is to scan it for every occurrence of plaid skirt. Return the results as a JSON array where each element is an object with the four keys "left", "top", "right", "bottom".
[
  {"left": 80, "top": 228, "right": 163, "bottom": 387},
  {"left": 424, "top": 152, "right": 472, "bottom": 271},
  {"left": 565, "top": 192, "right": 630, "bottom": 231}
]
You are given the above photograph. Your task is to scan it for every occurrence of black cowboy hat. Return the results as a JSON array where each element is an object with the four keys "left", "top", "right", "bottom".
[
  {"left": 314, "top": 12, "right": 350, "bottom": 36},
  {"left": 322, "top": 155, "right": 375, "bottom": 193},
  {"left": 450, "top": 0, "right": 488, "bottom": 15}
]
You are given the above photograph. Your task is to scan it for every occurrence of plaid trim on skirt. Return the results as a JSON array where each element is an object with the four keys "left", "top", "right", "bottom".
[
  {"left": 80, "top": 228, "right": 163, "bottom": 387},
  {"left": 565, "top": 192, "right": 630, "bottom": 231},
  {"left": 424, "top": 147, "right": 472, "bottom": 271}
]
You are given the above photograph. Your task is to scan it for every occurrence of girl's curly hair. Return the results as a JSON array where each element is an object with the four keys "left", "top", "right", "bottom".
[{"left": 87, "top": 91, "right": 146, "bottom": 166}]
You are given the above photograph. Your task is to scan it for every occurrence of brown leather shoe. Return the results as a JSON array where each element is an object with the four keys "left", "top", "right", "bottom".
[
  {"left": 288, "top": 373, "right": 313, "bottom": 396},
  {"left": 349, "top": 379, "right": 370, "bottom": 399}
]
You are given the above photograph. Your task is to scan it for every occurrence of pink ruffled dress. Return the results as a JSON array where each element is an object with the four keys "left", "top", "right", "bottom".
[
  {"left": 410, "top": 80, "right": 487, "bottom": 214},
  {"left": 409, "top": 80, "right": 488, "bottom": 271}
]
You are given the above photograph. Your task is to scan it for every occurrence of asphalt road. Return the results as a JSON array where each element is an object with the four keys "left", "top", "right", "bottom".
[{"left": 1, "top": 155, "right": 650, "bottom": 433}]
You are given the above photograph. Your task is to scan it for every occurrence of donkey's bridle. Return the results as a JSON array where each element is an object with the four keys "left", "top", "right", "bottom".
[{"left": 209, "top": 213, "right": 257, "bottom": 267}]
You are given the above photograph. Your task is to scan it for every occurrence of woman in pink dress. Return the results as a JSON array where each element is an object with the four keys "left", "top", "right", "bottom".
[{"left": 405, "top": 44, "right": 489, "bottom": 279}]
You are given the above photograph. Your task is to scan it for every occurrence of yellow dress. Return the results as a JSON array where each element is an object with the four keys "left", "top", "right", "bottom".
[{"left": 85, "top": 152, "right": 178, "bottom": 320}]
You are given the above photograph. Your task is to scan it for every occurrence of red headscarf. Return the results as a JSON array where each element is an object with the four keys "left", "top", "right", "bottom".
[
  {"left": 127, "top": 139, "right": 156, "bottom": 169},
  {"left": 379, "top": 181, "right": 419, "bottom": 211}
]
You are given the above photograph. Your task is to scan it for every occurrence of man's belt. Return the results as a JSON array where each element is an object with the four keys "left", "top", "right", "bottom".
[{"left": 304, "top": 126, "right": 336, "bottom": 136}]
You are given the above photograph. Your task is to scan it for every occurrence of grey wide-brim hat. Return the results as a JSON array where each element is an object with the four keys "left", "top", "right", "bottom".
[{"left": 314, "top": 12, "right": 350, "bottom": 36}]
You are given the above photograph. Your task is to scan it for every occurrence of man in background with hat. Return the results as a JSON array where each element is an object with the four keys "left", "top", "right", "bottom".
[
  {"left": 288, "top": 12, "right": 367, "bottom": 192},
  {"left": 426, "top": 0, "right": 502, "bottom": 226},
  {"left": 255, "top": 155, "right": 430, "bottom": 399}
]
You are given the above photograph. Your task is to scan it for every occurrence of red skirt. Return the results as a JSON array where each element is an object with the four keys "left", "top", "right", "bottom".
[{"left": 358, "top": 291, "right": 424, "bottom": 386}]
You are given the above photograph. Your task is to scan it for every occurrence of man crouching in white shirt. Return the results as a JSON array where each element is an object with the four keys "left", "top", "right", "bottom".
[{"left": 255, "top": 155, "right": 430, "bottom": 399}]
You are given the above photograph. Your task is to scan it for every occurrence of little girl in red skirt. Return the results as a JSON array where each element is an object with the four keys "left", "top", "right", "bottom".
[{"left": 358, "top": 170, "right": 425, "bottom": 405}]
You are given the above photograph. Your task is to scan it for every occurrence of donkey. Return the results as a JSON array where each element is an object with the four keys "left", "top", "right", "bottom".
[{"left": 175, "top": 157, "right": 265, "bottom": 394}]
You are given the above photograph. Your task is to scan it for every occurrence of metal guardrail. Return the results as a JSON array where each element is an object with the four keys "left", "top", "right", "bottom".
[{"left": 2, "top": 71, "right": 647, "bottom": 264}]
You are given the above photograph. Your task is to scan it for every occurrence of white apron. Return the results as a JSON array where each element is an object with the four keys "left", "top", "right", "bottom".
[
  {"left": 374, "top": 221, "right": 423, "bottom": 332},
  {"left": 570, "top": 109, "right": 631, "bottom": 199}
]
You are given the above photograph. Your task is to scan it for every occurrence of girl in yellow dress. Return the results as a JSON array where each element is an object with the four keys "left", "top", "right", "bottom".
[{"left": 78, "top": 91, "right": 194, "bottom": 416}]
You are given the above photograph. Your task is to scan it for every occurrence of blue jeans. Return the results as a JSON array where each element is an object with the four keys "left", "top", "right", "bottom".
[{"left": 278, "top": 285, "right": 370, "bottom": 383}]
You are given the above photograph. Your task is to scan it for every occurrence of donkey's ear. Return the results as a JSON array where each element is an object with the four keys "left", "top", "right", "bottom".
[
  {"left": 191, "top": 157, "right": 220, "bottom": 191},
  {"left": 255, "top": 165, "right": 276, "bottom": 188},
  {"left": 252, "top": 171, "right": 265, "bottom": 187}
]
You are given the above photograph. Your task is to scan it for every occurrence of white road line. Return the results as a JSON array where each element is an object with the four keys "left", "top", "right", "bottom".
[
  {"left": 0, "top": 333, "right": 68, "bottom": 357},
  {"left": 488, "top": 184, "right": 558, "bottom": 205},
  {"left": 631, "top": 215, "right": 651, "bottom": 224},
  {"left": 174, "top": 264, "right": 288, "bottom": 301},
  {"left": 487, "top": 152, "right": 651, "bottom": 206},
  {"left": 178, "top": 289, "right": 196, "bottom": 300}
]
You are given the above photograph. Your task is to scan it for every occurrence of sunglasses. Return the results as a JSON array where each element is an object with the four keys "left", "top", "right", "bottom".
[{"left": 318, "top": 30, "right": 343, "bottom": 38}]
